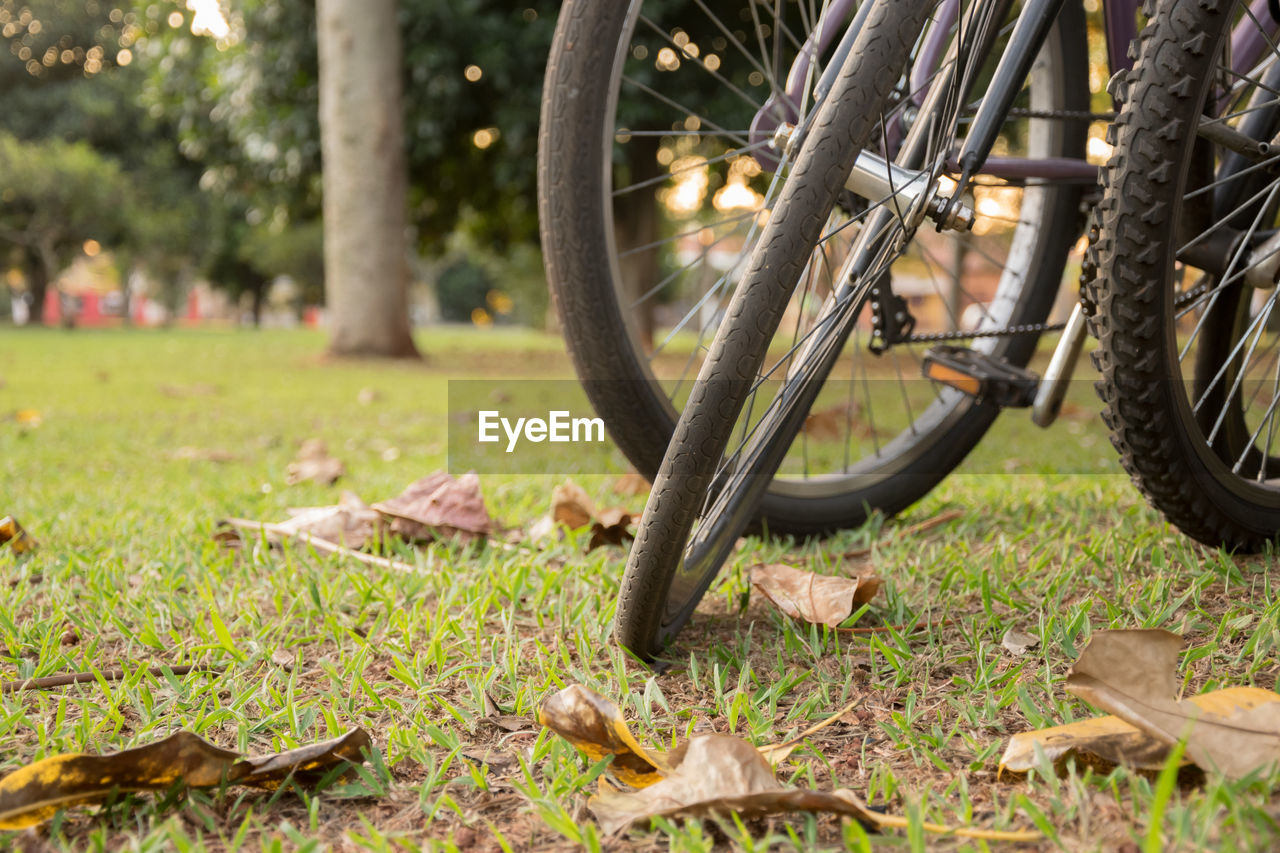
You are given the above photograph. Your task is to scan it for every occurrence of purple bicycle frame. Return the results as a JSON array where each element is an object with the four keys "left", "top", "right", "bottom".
[{"left": 751, "top": 0, "right": 1280, "bottom": 185}]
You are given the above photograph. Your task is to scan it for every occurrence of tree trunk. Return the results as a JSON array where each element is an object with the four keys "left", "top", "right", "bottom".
[
  {"left": 613, "top": 136, "right": 662, "bottom": 352},
  {"left": 316, "top": 0, "right": 420, "bottom": 359},
  {"left": 117, "top": 261, "right": 133, "bottom": 327},
  {"left": 23, "top": 246, "right": 49, "bottom": 325}
]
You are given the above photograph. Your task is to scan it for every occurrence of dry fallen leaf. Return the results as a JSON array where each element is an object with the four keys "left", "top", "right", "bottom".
[
  {"left": 612, "top": 471, "right": 650, "bottom": 497},
  {"left": 0, "top": 517, "right": 37, "bottom": 556},
  {"left": 1001, "top": 628, "right": 1040, "bottom": 657},
  {"left": 750, "top": 564, "right": 882, "bottom": 628},
  {"left": 373, "top": 471, "right": 492, "bottom": 543},
  {"left": 286, "top": 438, "right": 345, "bottom": 486},
  {"left": 278, "top": 491, "right": 381, "bottom": 549},
  {"left": 540, "top": 685, "right": 1037, "bottom": 841},
  {"left": 527, "top": 514, "right": 558, "bottom": 544},
  {"left": 532, "top": 479, "right": 634, "bottom": 550},
  {"left": 461, "top": 747, "right": 518, "bottom": 772},
  {"left": 589, "top": 734, "right": 877, "bottom": 835},
  {"left": 802, "top": 404, "right": 856, "bottom": 441},
  {"left": 538, "top": 684, "right": 667, "bottom": 788},
  {"left": 1000, "top": 714, "right": 1173, "bottom": 774},
  {"left": 233, "top": 729, "right": 372, "bottom": 789},
  {"left": 999, "top": 685, "right": 1280, "bottom": 775},
  {"left": 588, "top": 506, "right": 633, "bottom": 550},
  {"left": 1066, "top": 629, "right": 1280, "bottom": 779},
  {"left": 0, "top": 729, "right": 371, "bottom": 829},
  {"left": 552, "top": 480, "right": 596, "bottom": 529}
]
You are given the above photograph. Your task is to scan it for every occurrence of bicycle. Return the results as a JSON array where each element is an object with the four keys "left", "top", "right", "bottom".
[
  {"left": 1092, "top": 0, "right": 1280, "bottom": 549},
  {"left": 538, "top": 0, "right": 1280, "bottom": 659}
]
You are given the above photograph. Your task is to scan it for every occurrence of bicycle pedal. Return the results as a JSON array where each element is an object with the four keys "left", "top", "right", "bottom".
[{"left": 921, "top": 345, "right": 1039, "bottom": 408}]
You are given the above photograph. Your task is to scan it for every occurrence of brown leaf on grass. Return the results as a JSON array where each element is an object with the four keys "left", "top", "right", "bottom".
[
  {"left": 589, "top": 737, "right": 1039, "bottom": 840},
  {"left": 552, "top": 480, "right": 596, "bottom": 528},
  {"left": 286, "top": 438, "right": 345, "bottom": 486},
  {"left": 482, "top": 692, "right": 534, "bottom": 733},
  {"left": 0, "top": 729, "right": 371, "bottom": 829},
  {"left": 373, "top": 471, "right": 492, "bottom": 543},
  {"left": 541, "top": 684, "right": 1038, "bottom": 842},
  {"left": 278, "top": 491, "right": 381, "bottom": 549},
  {"left": 750, "top": 564, "right": 882, "bottom": 628},
  {"left": 233, "top": 729, "right": 372, "bottom": 788},
  {"left": 538, "top": 685, "right": 668, "bottom": 788},
  {"left": 802, "top": 404, "right": 855, "bottom": 441},
  {"left": 0, "top": 517, "right": 37, "bottom": 556},
  {"left": 1000, "top": 686, "right": 1280, "bottom": 775},
  {"left": 527, "top": 514, "right": 558, "bottom": 544},
  {"left": 532, "top": 479, "right": 633, "bottom": 550},
  {"left": 589, "top": 506, "right": 633, "bottom": 550},
  {"left": 589, "top": 734, "right": 877, "bottom": 835},
  {"left": 1001, "top": 628, "right": 1040, "bottom": 657},
  {"left": 612, "top": 471, "right": 650, "bottom": 497},
  {"left": 999, "top": 714, "right": 1173, "bottom": 774},
  {"left": 461, "top": 747, "right": 518, "bottom": 771},
  {"left": 1066, "top": 629, "right": 1280, "bottom": 779}
]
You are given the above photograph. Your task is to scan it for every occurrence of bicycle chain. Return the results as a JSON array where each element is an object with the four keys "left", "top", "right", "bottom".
[
  {"left": 870, "top": 106, "right": 1145, "bottom": 347},
  {"left": 899, "top": 281, "right": 1211, "bottom": 344}
]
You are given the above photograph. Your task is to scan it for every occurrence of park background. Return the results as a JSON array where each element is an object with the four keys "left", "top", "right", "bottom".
[{"left": 4, "top": 1, "right": 1278, "bottom": 850}]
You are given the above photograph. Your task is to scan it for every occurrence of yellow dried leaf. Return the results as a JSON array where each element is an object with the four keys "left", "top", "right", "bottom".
[
  {"left": 537, "top": 685, "right": 668, "bottom": 788},
  {"left": 1000, "top": 715, "right": 1171, "bottom": 774},
  {"left": 542, "top": 685, "right": 1039, "bottom": 842},
  {"left": 0, "top": 729, "right": 371, "bottom": 829},
  {"left": 1001, "top": 686, "right": 1280, "bottom": 776},
  {"left": 1066, "top": 630, "right": 1280, "bottom": 779},
  {"left": 0, "top": 517, "right": 37, "bottom": 556}
]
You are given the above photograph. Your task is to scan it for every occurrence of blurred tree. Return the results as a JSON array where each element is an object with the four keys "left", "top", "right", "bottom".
[
  {"left": 315, "top": 0, "right": 418, "bottom": 357},
  {"left": 0, "top": 0, "right": 217, "bottom": 323},
  {"left": 239, "top": 218, "right": 324, "bottom": 317},
  {"left": 0, "top": 133, "right": 132, "bottom": 321},
  {"left": 142, "top": 0, "right": 558, "bottom": 255}
]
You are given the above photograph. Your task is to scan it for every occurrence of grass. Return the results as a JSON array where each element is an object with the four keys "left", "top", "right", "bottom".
[{"left": 1, "top": 326, "right": 1279, "bottom": 851}]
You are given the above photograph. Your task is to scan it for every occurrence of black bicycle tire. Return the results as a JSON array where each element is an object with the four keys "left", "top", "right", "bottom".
[
  {"left": 616, "top": 0, "right": 942, "bottom": 659},
  {"left": 1090, "top": 0, "right": 1280, "bottom": 549},
  {"left": 538, "top": 0, "right": 1089, "bottom": 537}
]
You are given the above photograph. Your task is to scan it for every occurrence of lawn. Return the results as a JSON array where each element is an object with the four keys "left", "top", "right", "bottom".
[{"left": 1, "top": 327, "right": 1278, "bottom": 851}]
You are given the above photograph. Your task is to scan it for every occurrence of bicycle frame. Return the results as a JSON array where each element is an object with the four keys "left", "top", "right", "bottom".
[{"left": 752, "top": 0, "right": 1280, "bottom": 186}]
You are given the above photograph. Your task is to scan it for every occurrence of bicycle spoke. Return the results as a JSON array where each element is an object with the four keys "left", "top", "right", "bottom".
[{"left": 618, "top": 75, "right": 753, "bottom": 151}]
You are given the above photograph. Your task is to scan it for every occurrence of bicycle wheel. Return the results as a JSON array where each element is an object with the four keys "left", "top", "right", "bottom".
[
  {"left": 1091, "top": 0, "right": 1280, "bottom": 548},
  {"left": 539, "top": 0, "right": 1087, "bottom": 537},
  {"left": 615, "top": 0, "right": 1093, "bottom": 659}
]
